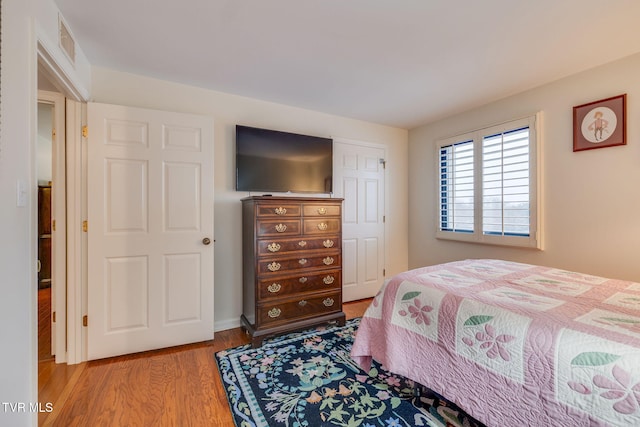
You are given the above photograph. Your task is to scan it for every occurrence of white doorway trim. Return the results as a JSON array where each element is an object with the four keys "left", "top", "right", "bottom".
[
  {"left": 36, "top": 41, "right": 88, "bottom": 365},
  {"left": 36, "top": 40, "right": 89, "bottom": 102},
  {"left": 37, "top": 90, "right": 67, "bottom": 363},
  {"left": 64, "top": 100, "right": 87, "bottom": 364}
]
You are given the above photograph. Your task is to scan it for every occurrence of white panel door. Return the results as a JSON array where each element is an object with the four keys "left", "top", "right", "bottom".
[
  {"left": 87, "top": 103, "right": 214, "bottom": 360},
  {"left": 333, "top": 140, "right": 385, "bottom": 302}
]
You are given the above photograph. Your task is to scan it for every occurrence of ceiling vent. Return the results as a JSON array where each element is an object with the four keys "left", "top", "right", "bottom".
[{"left": 58, "top": 15, "right": 76, "bottom": 66}]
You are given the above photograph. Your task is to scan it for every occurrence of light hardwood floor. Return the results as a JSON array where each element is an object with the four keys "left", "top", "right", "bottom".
[
  {"left": 38, "top": 287, "right": 53, "bottom": 361},
  {"left": 39, "top": 298, "right": 372, "bottom": 426}
]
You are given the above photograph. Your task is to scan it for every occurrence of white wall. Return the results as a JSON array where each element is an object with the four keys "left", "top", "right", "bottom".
[
  {"left": 408, "top": 52, "right": 640, "bottom": 282},
  {"left": 90, "top": 67, "right": 409, "bottom": 330},
  {"left": 1, "top": 0, "right": 90, "bottom": 424},
  {"left": 37, "top": 103, "right": 53, "bottom": 184}
]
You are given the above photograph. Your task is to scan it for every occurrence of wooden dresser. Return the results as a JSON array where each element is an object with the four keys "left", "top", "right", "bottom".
[{"left": 241, "top": 196, "right": 345, "bottom": 347}]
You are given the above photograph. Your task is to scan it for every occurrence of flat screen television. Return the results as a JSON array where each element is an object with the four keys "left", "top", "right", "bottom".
[{"left": 235, "top": 125, "right": 333, "bottom": 194}]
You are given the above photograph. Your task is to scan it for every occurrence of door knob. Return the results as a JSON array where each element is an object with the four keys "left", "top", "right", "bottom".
[{"left": 202, "top": 237, "right": 211, "bottom": 245}]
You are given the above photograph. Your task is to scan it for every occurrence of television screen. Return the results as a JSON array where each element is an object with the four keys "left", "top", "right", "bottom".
[{"left": 236, "top": 125, "right": 333, "bottom": 193}]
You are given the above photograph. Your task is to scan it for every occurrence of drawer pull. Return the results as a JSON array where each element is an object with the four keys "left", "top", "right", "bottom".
[
  {"left": 317, "top": 207, "right": 327, "bottom": 215},
  {"left": 298, "top": 240, "right": 307, "bottom": 247},
  {"left": 267, "top": 283, "right": 281, "bottom": 293},
  {"left": 267, "top": 262, "right": 281, "bottom": 272},
  {"left": 323, "top": 257, "right": 335, "bottom": 266},
  {"left": 268, "top": 307, "right": 282, "bottom": 318},
  {"left": 299, "top": 277, "right": 308, "bottom": 283},
  {"left": 323, "top": 275, "right": 335, "bottom": 285},
  {"left": 298, "top": 300, "right": 307, "bottom": 307},
  {"left": 317, "top": 222, "right": 328, "bottom": 231},
  {"left": 323, "top": 239, "right": 334, "bottom": 248},
  {"left": 299, "top": 258, "right": 308, "bottom": 265},
  {"left": 274, "top": 207, "right": 287, "bottom": 215},
  {"left": 267, "top": 243, "right": 281, "bottom": 252},
  {"left": 275, "top": 223, "right": 287, "bottom": 233},
  {"left": 323, "top": 298, "right": 335, "bottom": 307}
]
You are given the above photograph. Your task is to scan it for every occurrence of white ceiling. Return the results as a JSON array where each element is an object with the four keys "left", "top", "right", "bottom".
[{"left": 54, "top": 0, "right": 640, "bottom": 129}]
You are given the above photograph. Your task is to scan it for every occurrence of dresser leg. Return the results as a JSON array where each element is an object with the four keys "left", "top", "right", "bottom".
[{"left": 251, "top": 336, "right": 264, "bottom": 348}]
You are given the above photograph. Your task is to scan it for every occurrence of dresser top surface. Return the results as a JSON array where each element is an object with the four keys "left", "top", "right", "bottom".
[{"left": 241, "top": 196, "right": 343, "bottom": 203}]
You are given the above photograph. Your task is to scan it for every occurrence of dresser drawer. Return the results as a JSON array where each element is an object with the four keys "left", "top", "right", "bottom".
[
  {"left": 303, "top": 218, "right": 341, "bottom": 235},
  {"left": 303, "top": 203, "right": 341, "bottom": 217},
  {"left": 257, "top": 291, "right": 342, "bottom": 326},
  {"left": 258, "top": 253, "right": 341, "bottom": 275},
  {"left": 256, "top": 219, "right": 301, "bottom": 237},
  {"left": 258, "top": 270, "right": 341, "bottom": 300},
  {"left": 255, "top": 203, "right": 301, "bottom": 217},
  {"left": 257, "top": 236, "right": 340, "bottom": 257}
]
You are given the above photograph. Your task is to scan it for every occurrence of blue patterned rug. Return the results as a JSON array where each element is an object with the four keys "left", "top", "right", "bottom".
[{"left": 216, "top": 318, "right": 484, "bottom": 427}]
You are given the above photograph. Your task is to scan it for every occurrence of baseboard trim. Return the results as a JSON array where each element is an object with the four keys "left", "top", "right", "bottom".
[{"left": 214, "top": 317, "right": 241, "bottom": 333}]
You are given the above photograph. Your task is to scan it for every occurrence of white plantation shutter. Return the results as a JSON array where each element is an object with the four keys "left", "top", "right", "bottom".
[
  {"left": 439, "top": 140, "right": 474, "bottom": 233},
  {"left": 435, "top": 114, "right": 540, "bottom": 248},
  {"left": 482, "top": 127, "right": 530, "bottom": 236}
]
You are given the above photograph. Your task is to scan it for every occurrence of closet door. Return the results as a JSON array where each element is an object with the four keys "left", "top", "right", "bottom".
[{"left": 333, "top": 140, "right": 386, "bottom": 302}]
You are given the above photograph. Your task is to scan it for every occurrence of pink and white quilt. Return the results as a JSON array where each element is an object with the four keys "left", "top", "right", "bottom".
[{"left": 351, "top": 259, "right": 640, "bottom": 427}]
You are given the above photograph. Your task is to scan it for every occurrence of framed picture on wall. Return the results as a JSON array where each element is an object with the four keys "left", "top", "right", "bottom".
[{"left": 573, "top": 94, "right": 626, "bottom": 152}]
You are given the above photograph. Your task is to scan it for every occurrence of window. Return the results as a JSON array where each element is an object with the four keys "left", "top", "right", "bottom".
[{"left": 436, "top": 114, "right": 541, "bottom": 248}]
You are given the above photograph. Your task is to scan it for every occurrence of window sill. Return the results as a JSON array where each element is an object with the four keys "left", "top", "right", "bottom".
[{"left": 435, "top": 231, "right": 542, "bottom": 250}]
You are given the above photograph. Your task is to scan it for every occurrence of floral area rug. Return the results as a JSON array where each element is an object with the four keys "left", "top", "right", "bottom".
[{"left": 216, "top": 318, "right": 484, "bottom": 427}]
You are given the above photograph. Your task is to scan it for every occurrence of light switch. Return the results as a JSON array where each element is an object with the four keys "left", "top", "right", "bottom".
[{"left": 16, "top": 180, "right": 27, "bottom": 207}]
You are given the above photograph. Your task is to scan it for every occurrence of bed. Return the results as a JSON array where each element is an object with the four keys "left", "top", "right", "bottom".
[{"left": 350, "top": 259, "right": 640, "bottom": 427}]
